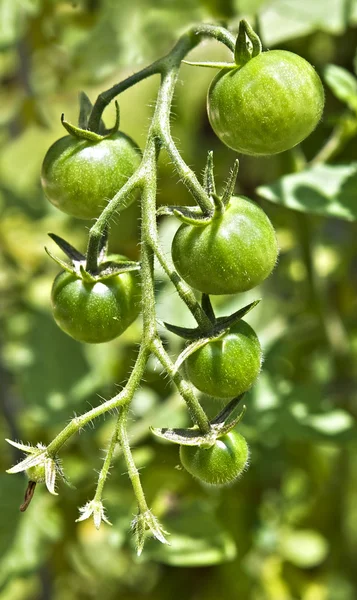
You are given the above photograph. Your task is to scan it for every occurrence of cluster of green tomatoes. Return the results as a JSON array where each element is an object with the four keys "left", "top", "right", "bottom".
[{"left": 40, "top": 29, "right": 324, "bottom": 488}]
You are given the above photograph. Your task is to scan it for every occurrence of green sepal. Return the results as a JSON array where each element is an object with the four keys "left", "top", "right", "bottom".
[
  {"left": 234, "top": 20, "right": 252, "bottom": 67},
  {"left": 242, "top": 20, "right": 262, "bottom": 58},
  {"left": 78, "top": 92, "right": 93, "bottom": 129},
  {"left": 48, "top": 233, "right": 85, "bottom": 262},
  {"left": 44, "top": 247, "right": 77, "bottom": 275},
  {"left": 6, "top": 449, "right": 46, "bottom": 474},
  {"left": 5, "top": 439, "right": 38, "bottom": 453},
  {"left": 162, "top": 299, "right": 260, "bottom": 341},
  {"left": 173, "top": 208, "right": 213, "bottom": 226},
  {"left": 47, "top": 232, "right": 138, "bottom": 282},
  {"left": 150, "top": 425, "right": 216, "bottom": 447},
  {"left": 211, "top": 394, "right": 245, "bottom": 425},
  {"left": 216, "top": 405, "right": 247, "bottom": 436},
  {"left": 214, "top": 299, "right": 261, "bottom": 333},
  {"left": 78, "top": 92, "right": 106, "bottom": 133},
  {"left": 151, "top": 402, "right": 247, "bottom": 447},
  {"left": 97, "top": 260, "right": 140, "bottom": 280},
  {"left": 157, "top": 201, "right": 214, "bottom": 226},
  {"left": 172, "top": 300, "right": 259, "bottom": 373},
  {"left": 104, "top": 100, "right": 120, "bottom": 136},
  {"left": 221, "top": 159, "right": 239, "bottom": 206},
  {"left": 173, "top": 332, "right": 226, "bottom": 373},
  {"left": 80, "top": 264, "right": 96, "bottom": 282},
  {"left": 182, "top": 60, "right": 237, "bottom": 69},
  {"left": 159, "top": 320, "right": 202, "bottom": 340},
  {"left": 62, "top": 101, "right": 120, "bottom": 142},
  {"left": 203, "top": 151, "right": 216, "bottom": 197},
  {"left": 132, "top": 510, "right": 169, "bottom": 557},
  {"left": 234, "top": 20, "right": 262, "bottom": 68},
  {"left": 61, "top": 114, "right": 104, "bottom": 142},
  {"left": 157, "top": 205, "right": 207, "bottom": 219}
]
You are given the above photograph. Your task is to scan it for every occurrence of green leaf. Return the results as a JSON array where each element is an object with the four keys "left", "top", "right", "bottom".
[
  {"left": 324, "top": 64, "right": 357, "bottom": 111},
  {"left": 307, "top": 410, "right": 355, "bottom": 435},
  {"left": 0, "top": 0, "right": 39, "bottom": 50},
  {"left": 280, "top": 529, "right": 329, "bottom": 568},
  {"left": 259, "top": 0, "right": 349, "bottom": 45},
  {"left": 0, "top": 489, "right": 62, "bottom": 588},
  {"left": 143, "top": 501, "right": 236, "bottom": 566},
  {"left": 257, "top": 163, "right": 357, "bottom": 221}
]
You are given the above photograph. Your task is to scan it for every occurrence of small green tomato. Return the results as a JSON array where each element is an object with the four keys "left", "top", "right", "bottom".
[
  {"left": 180, "top": 431, "right": 249, "bottom": 485},
  {"left": 185, "top": 320, "right": 262, "bottom": 398},
  {"left": 207, "top": 50, "right": 324, "bottom": 156},
  {"left": 51, "top": 257, "right": 141, "bottom": 344},
  {"left": 171, "top": 196, "right": 278, "bottom": 295},
  {"left": 41, "top": 132, "right": 142, "bottom": 219}
]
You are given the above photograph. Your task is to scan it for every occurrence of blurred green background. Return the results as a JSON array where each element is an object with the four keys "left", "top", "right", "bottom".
[{"left": 1, "top": 0, "right": 357, "bottom": 599}]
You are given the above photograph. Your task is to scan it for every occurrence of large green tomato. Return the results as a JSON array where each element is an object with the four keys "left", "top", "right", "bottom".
[
  {"left": 185, "top": 320, "right": 262, "bottom": 398},
  {"left": 41, "top": 132, "right": 142, "bottom": 219},
  {"left": 207, "top": 50, "right": 324, "bottom": 156},
  {"left": 51, "top": 259, "right": 141, "bottom": 344},
  {"left": 171, "top": 196, "right": 278, "bottom": 295},
  {"left": 180, "top": 431, "right": 249, "bottom": 485}
]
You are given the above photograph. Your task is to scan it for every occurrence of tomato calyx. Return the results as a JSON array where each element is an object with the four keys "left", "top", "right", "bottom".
[
  {"left": 162, "top": 295, "right": 260, "bottom": 342},
  {"left": 45, "top": 232, "right": 140, "bottom": 283},
  {"left": 157, "top": 154, "right": 239, "bottom": 226},
  {"left": 61, "top": 98, "right": 121, "bottom": 142},
  {"left": 151, "top": 393, "right": 246, "bottom": 447},
  {"left": 181, "top": 20, "right": 262, "bottom": 71},
  {"left": 234, "top": 19, "right": 262, "bottom": 68},
  {"left": 6, "top": 439, "right": 71, "bottom": 511},
  {"left": 165, "top": 296, "right": 260, "bottom": 376}
]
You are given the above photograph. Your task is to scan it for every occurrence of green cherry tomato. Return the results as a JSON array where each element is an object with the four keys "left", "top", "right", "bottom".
[
  {"left": 207, "top": 50, "right": 325, "bottom": 156},
  {"left": 171, "top": 196, "right": 278, "bottom": 295},
  {"left": 185, "top": 320, "right": 262, "bottom": 398},
  {"left": 41, "top": 132, "right": 142, "bottom": 219},
  {"left": 180, "top": 431, "right": 249, "bottom": 485},
  {"left": 51, "top": 260, "right": 141, "bottom": 344}
]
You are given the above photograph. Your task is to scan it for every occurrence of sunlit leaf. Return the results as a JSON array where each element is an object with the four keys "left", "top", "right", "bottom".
[
  {"left": 324, "top": 64, "right": 357, "bottom": 111},
  {"left": 257, "top": 163, "right": 357, "bottom": 221},
  {"left": 143, "top": 501, "right": 236, "bottom": 566},
  {"left": 280, "top": 529, "right": 329, "bottom": 568},
  {"left": 259, "top": 0, "right": 349, "bottom": 45}
]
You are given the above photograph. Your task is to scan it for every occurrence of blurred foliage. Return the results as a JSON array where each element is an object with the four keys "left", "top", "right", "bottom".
[{"left": 0, "top": 0, "right": 357, "bottom": 599}]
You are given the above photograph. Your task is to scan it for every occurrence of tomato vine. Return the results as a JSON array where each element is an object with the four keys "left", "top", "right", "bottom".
[{"left": 7, "top": 20, "right": 326, "bottom": 556}]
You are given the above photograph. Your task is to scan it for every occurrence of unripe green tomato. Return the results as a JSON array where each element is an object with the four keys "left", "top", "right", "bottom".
[
  {"left": 185, "top": 320, "right": 262, "bottom": 398},
  {"left": 171, "top": 196, "right": 278, "bottom": 295},
  {"left": 41, "top": 132, "right": 142, "bottom": 219},
  {"left": 51, "top": 257, "right": 141, "bottom": 344},
  {"left": 26, "top": 464, "right": 45, "bottom": 483},
  {"left": 207, "top": 50, "right": 325, "bottom": 156},
  {"left": 180, "top": 431, "right": 249, "bottom": 485}
]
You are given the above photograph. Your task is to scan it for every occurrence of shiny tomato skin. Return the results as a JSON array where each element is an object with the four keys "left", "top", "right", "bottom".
[
  {"left": 185, "top": 320, "right": 262, "bottom": 398},
  {"left": 51, "top": 265, "right": 141, "bottom": 344},
  {"left": 41, "top": 132, "right": 141, "bottom": 219},
  {"left": 171, "top": 196, "right": 278, "bottom": 295},
  {"left": 207, "top": 50, "right": 324, "bottom": 156},
  {"left": 180, "top": 431, "right": 249, "bottom": 485}
]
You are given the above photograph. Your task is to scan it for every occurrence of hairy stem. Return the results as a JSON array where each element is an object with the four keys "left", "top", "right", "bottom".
[
  {"left": 151, "top": 337, "right": 210, "bottom": 434},
  {"left": 29, "top": 23, "right": 238, "bottom": 505},
  {"left": 88, "top": 24, "right": 235, "bottom": 133},
  {"left": 117, "top": 406, "right": 148, "bottom": 514},
  {"left": 46, "top": 344, "right": 150, "bottom": 456},
  {"left": 93, "top": 414, "right": 121, "bottom": 503}
]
